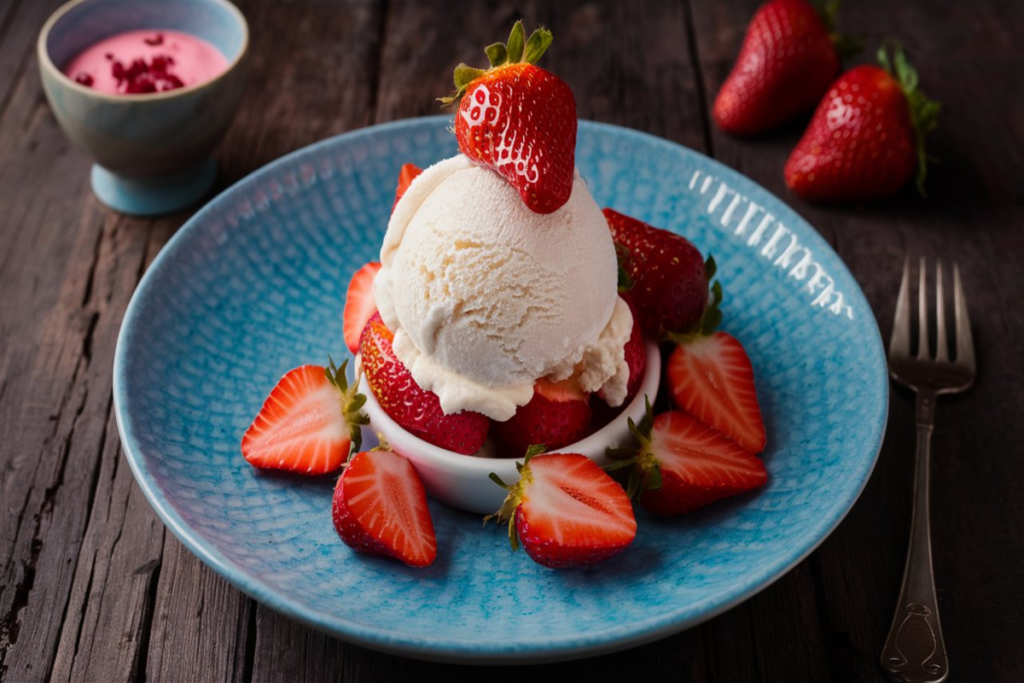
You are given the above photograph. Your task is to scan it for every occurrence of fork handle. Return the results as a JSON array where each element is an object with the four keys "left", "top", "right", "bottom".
[{"left": 881, "top": 397, "right": 949, "bottom": 683}]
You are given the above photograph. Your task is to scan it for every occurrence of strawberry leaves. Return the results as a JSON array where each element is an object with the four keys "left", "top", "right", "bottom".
[
  {"left": 440, "top": 20, "right": 553, "bottom": 104},
  {"left": 877, "top": 41, "right": 940, "bottom": 196}
]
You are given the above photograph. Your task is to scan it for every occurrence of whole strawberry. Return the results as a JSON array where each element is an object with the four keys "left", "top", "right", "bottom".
[
  {"left": 784, "top": 43, "right": 940, "bottom": 202},
  {"left": 604, "top": 208, "right": 709, "bottom": 338},
  {"left": 491, "top": 377, "right": 592, "bottom": 458},
  {"left": 360, "top": 312, "right": 489, "bottom": 454},
  {"left": 440, "top": 21, "right": 576, "bottom": 214},
  {"left": 714, "top": 0, "right": 848, "bottom": 135}
]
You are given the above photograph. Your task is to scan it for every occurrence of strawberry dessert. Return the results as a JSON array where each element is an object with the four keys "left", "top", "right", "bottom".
[
  {"left": 241, "top": 21, "right": 770, "bottom": 570},
  {"left": 63, "top": 30, "right": 228, "bottom": 95}
]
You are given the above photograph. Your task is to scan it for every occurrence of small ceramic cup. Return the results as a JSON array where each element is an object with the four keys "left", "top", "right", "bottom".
[
  {"left": 359, "top": 342, "right": 662, "bottom": 514},
  {"left": 38, "top": 0, "right": 249, "bottom": 216}
]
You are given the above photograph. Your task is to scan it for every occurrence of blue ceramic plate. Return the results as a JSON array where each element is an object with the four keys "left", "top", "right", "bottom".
[{"left": 114, "top": 117, "right": 887, "bottom": 664}]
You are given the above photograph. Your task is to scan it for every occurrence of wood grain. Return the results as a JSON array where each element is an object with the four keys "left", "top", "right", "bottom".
[{"left": 0, "top": 0, "right": 1022, "bottom": 681}]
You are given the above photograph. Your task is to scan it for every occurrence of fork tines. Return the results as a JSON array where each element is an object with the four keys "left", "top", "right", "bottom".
[{"left": 890, "top": 257, "right": 974, "bottom": 367}]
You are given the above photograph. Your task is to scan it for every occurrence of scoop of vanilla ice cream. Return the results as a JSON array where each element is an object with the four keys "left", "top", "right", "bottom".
[{"left": 373, "top": 154, "right": 632, "bottom": 422}]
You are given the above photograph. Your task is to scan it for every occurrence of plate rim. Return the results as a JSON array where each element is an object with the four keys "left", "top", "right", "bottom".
[{"left": 113, "top": 115, "right": 889, "bottom": 664}]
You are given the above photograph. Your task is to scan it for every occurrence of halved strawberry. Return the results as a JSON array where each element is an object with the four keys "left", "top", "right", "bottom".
[
  {"left": 607, "top": 401, "right": 767, "bottom": 515},
  {"left": 667, "top": 330, "right": 766, "bottom": 454},
  {"left": 487, "top": 447, "right": 637, "bottom": 569},
  {"left": 343, "top": 262, "right": 382, "bottom": 354},
  {"left": 360, "top": 312, "right": 489, "bottom": 454},
  {"left": 332, "top": 440, "right": 437, "bottom": 567},
  {"left": 241, "top": 360, "right": 367, "bottom": 474},
  {"left": 441, "top": 21, "right": 576, "bottom": 214},
  {"left": 392, "top": 163, "right": 422, "bottom": 212},
  {"left": 491, "top": 377, "right": 591, "bottom": 458}
]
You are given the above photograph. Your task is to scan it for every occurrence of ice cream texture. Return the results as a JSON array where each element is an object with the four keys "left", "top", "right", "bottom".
[{"left": 373, "top": 155, "right": 632, "bottom": 423}]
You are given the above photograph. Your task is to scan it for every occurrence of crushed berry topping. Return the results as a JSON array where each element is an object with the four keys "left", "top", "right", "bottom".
[
  {"left": 110, "top": 54, "right": 185, "bottom": 94},
  {"left": 74, "top": 72, "right": 94, "bottom": 87},
  {"left": 143, "top": 33, "right": 164, "bottom": 46}
]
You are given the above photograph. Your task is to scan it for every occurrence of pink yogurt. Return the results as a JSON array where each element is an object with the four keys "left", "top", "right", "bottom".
[{"left": 63, "top": 29, "right": 228, "bottom": 95}]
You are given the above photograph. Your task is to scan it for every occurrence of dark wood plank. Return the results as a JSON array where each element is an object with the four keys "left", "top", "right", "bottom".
[
  {"left": 1, "top": 0, "right": 1021, "bottom": 680},
  {"left": 690, "top": 2, "right": 1024, "bottom": 682},
  {"left": 0, "top": 30, "right": 154, "bottom": 675},
  {"left": 0, "top": 0, "right": 66, "bottom": 121}
]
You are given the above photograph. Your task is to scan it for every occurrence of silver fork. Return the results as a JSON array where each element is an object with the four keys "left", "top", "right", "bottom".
[{"left": 881, "top": 258, "right": 975, "bottom": 683}]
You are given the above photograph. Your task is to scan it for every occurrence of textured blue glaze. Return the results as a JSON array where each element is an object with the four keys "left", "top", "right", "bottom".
[{"left": 113, "top": 117, "right": 888, "bottom": 663}]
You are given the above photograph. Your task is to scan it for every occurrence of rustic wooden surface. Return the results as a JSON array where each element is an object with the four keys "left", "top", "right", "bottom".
[{"left": 1, "top": 0, "right": 1022, "bottom": 681}]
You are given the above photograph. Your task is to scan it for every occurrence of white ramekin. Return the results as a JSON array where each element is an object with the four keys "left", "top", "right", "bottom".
[{"left": 358, "top": 342, "right": 661, "bottom": 514}]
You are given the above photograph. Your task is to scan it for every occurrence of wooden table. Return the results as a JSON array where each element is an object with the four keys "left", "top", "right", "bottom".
[{"left": 2, "top": 1, "right": 1022, "bottom": 680}]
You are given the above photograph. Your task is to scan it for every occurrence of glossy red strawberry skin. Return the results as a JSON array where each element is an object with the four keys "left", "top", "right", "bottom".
[
  {"left": 619, "top": 295, "right": 647, "bottom": 402},
  {"left": 604, "top": 209, "right": 707, "bottom": 337},
  {"left": 241, "top": 365, "right": 351, "bottom": 475},
  {"left": 640, "top": 412, "right": 768, "bottom": 515},
  {"left": 514, "top": 454, "right": 637, "bottom": 568},
  {"left": 491, "top": 377, "right": 591, "bottom": 458},
  {"left": 456, "top": 63, "right": 576, "bottom": 214},
  {"left": 360, "top": 312, "right": 489, "bottom": 454},
  {"left": 342, "top": 262, "right": 381, "bottom": 355},
  {"left": 332, "top": 447, "right": 437, "bottom": 567},
  {"left": 784, "top": 66, "right": 916, "bottom": 202},
  {"left": 668, "top": 332, "right": 766, "bottom": 453},
  {"left": 713, "top": 0, "right": 839, "bottom": 135},
  {"left": 594, "top": 295, "right": 646, "bottom": 423},
  {"left": 392, "top": 163, "right": 422, "bottom": 212}
]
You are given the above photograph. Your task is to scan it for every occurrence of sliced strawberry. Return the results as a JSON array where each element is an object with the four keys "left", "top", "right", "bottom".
[
  {"left": 604, "top": 208, "right": 709, "bottom": 338},
  {"left": 487, "top": 448, "right": 637, "bottom": 569},
  {"left": 241, "top": 360, "right": 367, "bottom": 475},
  {"left": 667, "top": 332, "right": 766, "bottom": 454},
  {"left": 343, "top": 261, "right": 382, "bottom": 354},
  {"left": 442, "top": 21, "right": 576, "bottom": 214},
  {"left": 332, "top": 442, "right": 437, "bottom": 567},
  {"left": 491, "top": 377, "right": 591, "bottom": 458},
  {"left": 607, "top": 402, "right": 767, "bottom": 515},
  {"left": 360, "top": 312, "right": 489, "bottom": 454},
  {"left": 392, "top": 163, "right": 422, "bottom": 212}
]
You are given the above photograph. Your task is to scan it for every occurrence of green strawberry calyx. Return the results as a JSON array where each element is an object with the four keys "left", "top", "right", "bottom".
[
  {"left": 810, "top": 0, "right": 863, "bottom": 60},
  {"left": 604, "top": 396, "right": 661, "bottom": 500},
  {"left": 484, "top": 444, "right": 546, "bottom": 550},
  {"left": 666, "top": 255, "right": 723, "bottom": 345},
  {"left": 438, "top": 20, "right": 553, "bottom": 105},
  {"left": 327, "top": 356, "right": 370, "bottom": 456},
  {"left": 878, "top": 41, "right": 941, "bottom": 196}
]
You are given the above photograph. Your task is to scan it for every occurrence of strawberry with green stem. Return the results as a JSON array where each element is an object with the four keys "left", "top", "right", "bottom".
[
  {"left": 242, "top": 359, "right": 368, "bottom": 475},
  {"left": 664, "top": 272, "right": 767, "bottom": 454},
  {"left": 440, "top": 21, "right": 576, "bottom": 214},
  {"left": 604, "top": 208, "right": 712, "bottom": 338},
  {"left": 606, "top": 399, "right": 768, "bottom": 515},
  {"left": 487, "top": 446, "right": 637, "bottom": 569},
  {"left": 784, "top": 42, "right": 940, "bottom": 202}
]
